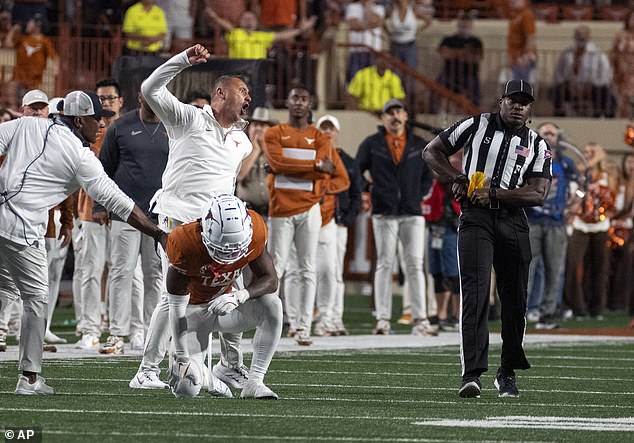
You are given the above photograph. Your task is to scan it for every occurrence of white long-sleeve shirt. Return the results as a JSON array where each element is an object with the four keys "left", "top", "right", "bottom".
[
  {"left": 141, "top": 51, "right": 252, "bottom": 223},
  {"left": 0, "top": 117, "right": 135, "bottom": 245}
]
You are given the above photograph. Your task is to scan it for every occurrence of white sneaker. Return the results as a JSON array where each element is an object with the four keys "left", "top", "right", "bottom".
[
  {"left": 526, "top": 311, "right": 540, "bottom": 323},
  {"left": 295, "top": 329, "right": 313, "bottom": 346},
  {"left": 129, "top": 332, "right": 145, "bottom": 350},
  {"left": 0, "top": 330, "right": 7, "bottom": 352},
  {"left": 203, "top": 368, "right": 233, "bottom": 398},
  {"left": 313, "top": 321, "right": 335, "bottom": 337},
  {"left": 372, "top": 319, "right": 391, "bottom": 335},
  {"left": 411, "top": 319, "right": 439, "bottom": 337},
  {"left": 75, "top": 334, "right": 99, "bottom": 350},
  {"left": 44, "top": 330, "right": 67, "bottom": 344},
  {"left": 129, "top": 370, "right": 169, "bottom": 389},
  {"left": 212, "top": 362, "right": 249, "bottom": 389},
  {"left": 240, "top": 380, "right": 278, "bottom": 400},
  {"left": 99, "top": 335, "right": 124, "bottom": 354},
  {"left": 15, "top": 375, "right": 54, "bottom": 395}
]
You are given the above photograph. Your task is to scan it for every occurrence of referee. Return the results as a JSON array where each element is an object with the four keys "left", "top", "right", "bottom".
[{"left": 423, "top": 80, "right": 552, "bottom": 398}]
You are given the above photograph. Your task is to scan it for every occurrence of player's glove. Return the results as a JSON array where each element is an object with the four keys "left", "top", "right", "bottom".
[{"left": 208, "top": 289, "right": 250, "bottom": 316}]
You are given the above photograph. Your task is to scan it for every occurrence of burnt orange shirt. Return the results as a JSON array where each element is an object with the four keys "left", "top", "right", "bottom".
[
  {"left": 507, "top": 7, "right": 536, "bottom": 63},
  {"left": 263, "top": 123, "right": 334, "bottom": 218},
  {"left": 320, "top": 148, "right": 350, "bottom": 226},
  {"left": 13, "top": 33, "right": 57, "bottom": 89},
  {"left": 77, "top": 131, "right": 105, "bottom": 222},
  {"left": 45, "top": 196, "right": 74, "bottom": 238},
  {"left": 166, "top": 210, "right": 267, "bottom": 304},
  {"left": 386, "top": 131, "right": 406, "bottom": 164},
  {"left": 259, "top": 0, "right": 297, "bottom": 28}
]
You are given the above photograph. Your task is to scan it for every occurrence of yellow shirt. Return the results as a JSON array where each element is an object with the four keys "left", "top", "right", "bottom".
[
  {"left": 226, "top": 29, "right": 276, "bottom": 59},
  {"left": 122, "top": 2, "right": 168, "bottom": 53},
  {"left": 348, "top": 66, "right": 406, "bottom": 112}
]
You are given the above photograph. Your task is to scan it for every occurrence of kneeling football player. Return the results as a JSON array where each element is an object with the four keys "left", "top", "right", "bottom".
[{"left": 166, "top": 194, "right": 282, "bottom": 399}]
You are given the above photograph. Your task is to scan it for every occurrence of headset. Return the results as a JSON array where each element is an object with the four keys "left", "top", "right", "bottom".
[{"left": 0, "top": 115, "right": 62, "bottom": 247}]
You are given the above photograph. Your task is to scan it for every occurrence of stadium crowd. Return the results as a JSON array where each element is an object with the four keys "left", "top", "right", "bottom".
[{"left": 1, "top": 0, "right": 634, "bottom": 398}]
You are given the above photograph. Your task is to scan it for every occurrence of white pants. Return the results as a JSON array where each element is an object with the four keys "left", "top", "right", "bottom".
[
  {"left": 139, "top": 215, "right": 243, "bottom": 376},
  {"left": 0, "top": 236, "right": 48, "bottom": 373},
  {"left": 183, "top": 293, "right": 282, "bottom": 381},
  {"left": 71, "top": 218, "right": 84, "bottom": 325},
  {"left": 333, "top": 225, "right": 348, "bottom": 324},
  {"left": 76, "top": 221, "right": 108, "bottom": 336},
  {"left": 268, "top": 204, "right": 321, "bottom": 333},
  {"left": 316, "top": 220, "right": 338, "bottom": 325},
  {"left": 108, "top": 220, "right": 162, "bottom": 337},
  {"left": 45, "top": 237, "right": 68, "bottom": 333},
  {"left": 372, "top": 215, "right": 427, "bottom": 321}
]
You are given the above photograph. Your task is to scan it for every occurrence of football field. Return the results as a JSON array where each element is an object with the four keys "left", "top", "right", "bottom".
[{"left": 1, "top": 298, "right": 633, "bottom": 442}]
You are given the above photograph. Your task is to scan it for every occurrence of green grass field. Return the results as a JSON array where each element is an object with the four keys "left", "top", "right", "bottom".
[{"left": 1, "top": 295, "right": 633, "bottom": 442}]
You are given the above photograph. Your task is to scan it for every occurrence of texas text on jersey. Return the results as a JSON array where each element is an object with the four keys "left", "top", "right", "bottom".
[{"left": 166, "top": 209, "right": 267, "bottom": 304}]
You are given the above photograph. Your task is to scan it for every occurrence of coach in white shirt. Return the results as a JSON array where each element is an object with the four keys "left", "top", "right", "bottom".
[
  {"left": 130, "top": 44, "right": 254, "bottom": 392},
  {"left": 0, "top": 90, "right": 167, "bottom": 395}
]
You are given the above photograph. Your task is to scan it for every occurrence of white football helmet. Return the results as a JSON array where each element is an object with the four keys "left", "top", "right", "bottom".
[
  {"left": 169, "top": 357, "right": 203, "bottom": 399},
  {"left": 201, "top": 194, "right": 253, "bottom": 264}
]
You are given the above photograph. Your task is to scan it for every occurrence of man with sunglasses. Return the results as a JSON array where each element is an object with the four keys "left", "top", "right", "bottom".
[{"left": 423, "top": 80, "right": 552, "bottom": 399}]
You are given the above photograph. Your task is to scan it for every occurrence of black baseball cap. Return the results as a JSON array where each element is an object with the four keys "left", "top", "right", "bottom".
[{"left": 501, "top": 80, "right": 535, "bottom": 102}]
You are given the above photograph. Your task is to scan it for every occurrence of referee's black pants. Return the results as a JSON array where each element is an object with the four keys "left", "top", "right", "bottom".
[{"left": 458, "top": 205, "right": 532, "bottom": 378}]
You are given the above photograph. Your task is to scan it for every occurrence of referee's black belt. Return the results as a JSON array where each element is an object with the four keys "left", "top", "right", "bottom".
[{"left": 460, "top": 200, "right": 521, "bottom": 212}]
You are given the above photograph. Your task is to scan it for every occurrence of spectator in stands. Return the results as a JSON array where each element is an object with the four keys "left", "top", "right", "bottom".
[
  {"left": 345, "top": 0, "right": 385, "bottom": 82},
  {"left": 385, "top": 0, "right": 432, "bottom": 94},
  {"left": 159, "top": 0, "right": 193, "bottom": 51},
  {"left": 564, "top": 143, "right": 616, "bottom": 320},
  {"left": 436, "top": 10, "right": 483, "bottom": 106},
  {"left": 74, "top": 79, "right": 125, "bottom": 351},
  {"left": 0, "top": 8, "right": 13, "bottom": 47},
  {"left": 262, "top": 86, "right": 339, "bottom": 346},
  {"left": 0, "top": 81, "right": 19, "bottom": 113},
  {"left": 346, "top": 55, "right": 405, "bottom": 113},
  {"left": 205, "top": 9, "right": 315, "bottom": 59},
  {"left": 611, "top": 9, "right": 634, "bottom": 118},
  {"left": 506, "top": 0, "right": 536, "bottom": 82},
  {"left": 95, "top": 93, "right": 168, "bottom": 355},
  {"left": 202, "top": 0, "right": 252, "bottom": 30},
  {"left": 257, "top": 0, "right": 306, "bottom": 30},
  {"left": 526, "top": 123, "right": 578, "bottom": 330},
  {"left": 237, "top": 107, "right": 277, "bottom": 217},
  {"left": 122, "top": 0, "right": 168, "bottom": 55},
  {"left": 315, "top": 114, "right": 362, "bottom": 336},
  {"left": 183, "top": 90, "right": 211, "bottom": 108},
  {"left": 356, "top": 98, "right": 435, "bottom": 336},
  {"left": 554, "top": 25, "right": 615, "bottom": 118},
  {"left": 6, "top": 13, "right": 58, "bottom": 98}
]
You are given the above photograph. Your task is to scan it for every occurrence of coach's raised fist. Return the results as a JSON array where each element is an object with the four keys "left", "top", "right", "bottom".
[{"left": 186, "top": 44, "right": 211, "bottom": 65}]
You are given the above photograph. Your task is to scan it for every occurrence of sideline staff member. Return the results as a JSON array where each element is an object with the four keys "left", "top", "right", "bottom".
[{"left": 423, "top": 80, "right": 551, "bottom": 398}]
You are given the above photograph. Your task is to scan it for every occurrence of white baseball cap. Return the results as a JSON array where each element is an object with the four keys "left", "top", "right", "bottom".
[
  {"left": 316, "top": 114, "right": 340, "bottom": 131},
  {"left": 22, "top": 89, "right": 49, "bottom": 106},
  {"left": 62, "top": 91, "right": 115, "bottom": 118},
  {"left": 48, "top": 97, "right": 63, "bottom": 115}
]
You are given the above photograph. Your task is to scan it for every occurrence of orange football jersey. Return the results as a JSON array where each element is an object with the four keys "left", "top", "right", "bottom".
[{"left": 166, "top": 210, "right": 267, "bottom": 304}]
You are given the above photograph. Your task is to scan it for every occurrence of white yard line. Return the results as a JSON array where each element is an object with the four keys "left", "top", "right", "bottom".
[{"left": 414, "top": 416, "right": 634, "bottom": 432}]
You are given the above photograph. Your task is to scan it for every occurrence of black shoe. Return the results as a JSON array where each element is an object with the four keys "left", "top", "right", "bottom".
[
  {"left": 494, "top": 368, "right": 519, "bottom": 398},
  {"left": 458, "top": 376, "right": 481, "bottom": 398}
]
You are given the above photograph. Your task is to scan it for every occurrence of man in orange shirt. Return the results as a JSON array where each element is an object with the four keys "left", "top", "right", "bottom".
[
  {"left": 166, "top": 194, "right": 281, "bottom": 399},
  {"left": 506, "top": 0, "right": 536, "bottom": 82},
  {"left": 7, "top": 13, "right": 58, "bottom": 97},
  {"left": 74, "top": 79, "right": 124, "bottom": 351},
  {"left": 263, "top": 86, "right": 341, "bottom": 345}
]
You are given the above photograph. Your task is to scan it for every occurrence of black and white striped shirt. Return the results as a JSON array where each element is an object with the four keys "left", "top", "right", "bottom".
[{"left": 439, "top": 113, "right": 552, "bottom": 190}]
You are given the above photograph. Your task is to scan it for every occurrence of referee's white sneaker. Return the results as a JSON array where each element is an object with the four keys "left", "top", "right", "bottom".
[
  {"left": 212, "top": 362, "right": 249, "bottom": 389},
  {"left": 15, "top": 375, "right": 55, "bottom": 395},
  {"left": 240, "top": 380, "right": 278, "bottom": 400},
  {"left": 129, "top": 370, "right": 169, "bottom": 390}
]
